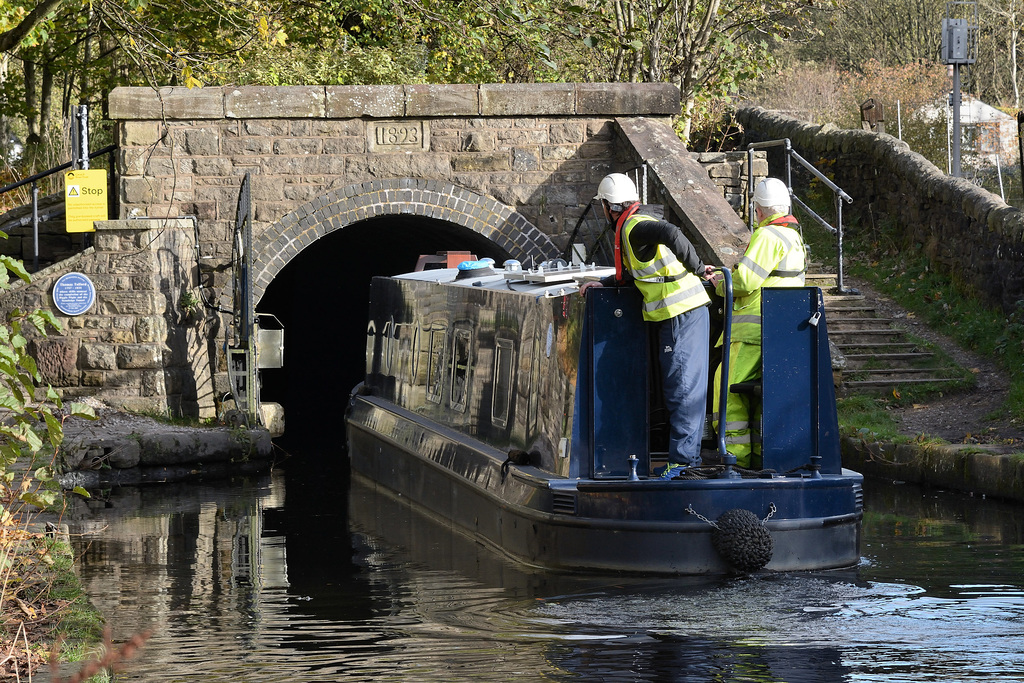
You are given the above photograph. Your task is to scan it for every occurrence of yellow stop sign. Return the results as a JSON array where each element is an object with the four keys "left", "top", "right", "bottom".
[{"left": 64, "top": 169, "right": 108, "bottom": 233}]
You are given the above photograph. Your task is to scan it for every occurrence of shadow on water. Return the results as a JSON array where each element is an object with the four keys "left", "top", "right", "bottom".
[{"left": 64, "top": 444, "right": 1024, "bottom": 682}]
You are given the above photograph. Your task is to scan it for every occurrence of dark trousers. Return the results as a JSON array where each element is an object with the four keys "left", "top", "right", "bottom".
[{"left": 657, "top": 305, "right": 710, "bottom": 466}]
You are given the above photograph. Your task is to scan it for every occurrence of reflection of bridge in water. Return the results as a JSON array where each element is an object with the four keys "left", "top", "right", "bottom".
[{"left": 66, "top": 469, "right": 1024, "bottom": 681}]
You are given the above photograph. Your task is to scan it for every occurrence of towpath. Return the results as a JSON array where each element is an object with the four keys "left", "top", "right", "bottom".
[{"left": 846, "top": 275, "right": 1024, "bottom": 447}]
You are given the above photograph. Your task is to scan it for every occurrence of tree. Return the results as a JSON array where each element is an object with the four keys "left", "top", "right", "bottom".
[
  {"left": 562, "top": 0, "right": 834, "bottom": 140},
  {"left": 0, "top": 0, "right": 64, "bottom": 53},
  {"left": 977, "top": 0, "right": 1024, "bottom": 108},
  {"left": 800, "top": 0, "right": 946, "bottom": 69}
]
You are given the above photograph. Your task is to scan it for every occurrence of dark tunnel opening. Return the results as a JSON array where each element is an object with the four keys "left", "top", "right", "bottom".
[{"left": 256, "top": 214, "right": 511, "bottom": 448}]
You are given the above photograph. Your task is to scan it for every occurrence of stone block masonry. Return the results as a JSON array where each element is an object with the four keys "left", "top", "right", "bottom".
[
  {"left": 109, "top": 83, "right": 681, "bottom": 273},
  {"left": 0, "top": 219, "right": 213, "bottom": 418}
]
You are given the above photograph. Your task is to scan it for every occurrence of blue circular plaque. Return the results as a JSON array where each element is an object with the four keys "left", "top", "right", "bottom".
[{"left": 52, "top": 272, "right": 96, "bottom": 316}]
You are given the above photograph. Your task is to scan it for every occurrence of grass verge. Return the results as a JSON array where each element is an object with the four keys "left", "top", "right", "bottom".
[{"left": 1, "top": 513, "right": 106, "bottom": 680}]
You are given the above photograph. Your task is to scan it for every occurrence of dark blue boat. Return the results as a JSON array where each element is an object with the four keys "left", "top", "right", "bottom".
[{"left": 346, "top": 257, "right": 862, "bottom": 574}]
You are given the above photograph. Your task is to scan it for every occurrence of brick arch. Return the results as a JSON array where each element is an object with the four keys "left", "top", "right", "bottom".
[{"left": 251, "top": 178, "right": 558, "bottom": 302}]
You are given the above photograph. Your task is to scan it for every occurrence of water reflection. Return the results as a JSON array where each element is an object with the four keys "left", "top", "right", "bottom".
[{"left": 63, "top": 464, "right": 1024, "bottom": 682}]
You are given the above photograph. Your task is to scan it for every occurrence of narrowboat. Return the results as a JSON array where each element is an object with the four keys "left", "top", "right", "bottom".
[{"left": 346, "top": 255, "right": 863, "bottom": 574}]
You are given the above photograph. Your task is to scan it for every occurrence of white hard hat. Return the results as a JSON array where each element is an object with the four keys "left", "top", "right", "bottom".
[
  {"left": 594, "top": 173, "right": 640, "bottom": 204},
  {"left": 753, "top": 178, "right": 791, "bottom": 213}
]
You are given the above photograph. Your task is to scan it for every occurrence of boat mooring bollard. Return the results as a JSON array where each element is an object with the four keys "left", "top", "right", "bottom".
[{"left": 628, "top": 455, "right": 639, "bottom": 481}]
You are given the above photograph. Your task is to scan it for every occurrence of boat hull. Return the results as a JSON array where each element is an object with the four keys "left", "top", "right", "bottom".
[{"left": 347, "top": 395, "right": 863, "bottom": 575}]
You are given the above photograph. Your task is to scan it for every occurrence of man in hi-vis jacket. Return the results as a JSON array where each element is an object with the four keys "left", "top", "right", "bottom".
[
  {"left": 580, "top": 173, "right": 716, "bottom": 471},
  {"left": 709, "top": 177, "right": 806, "bottom": 468}
]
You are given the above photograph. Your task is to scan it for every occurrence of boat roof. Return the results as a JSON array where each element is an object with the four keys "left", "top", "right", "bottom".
[{"left": 394, "top": 259, "right": 616, "bottom": 297}]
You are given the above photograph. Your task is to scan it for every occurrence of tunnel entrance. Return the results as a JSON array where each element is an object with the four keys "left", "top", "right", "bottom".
[{"left": 256, "top": 214, "right": 510, "bottom": 442}]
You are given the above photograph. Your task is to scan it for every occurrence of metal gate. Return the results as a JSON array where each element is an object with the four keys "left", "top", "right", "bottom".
[{"left": 227, "top": 172, "right": 259, "bottom": 426}]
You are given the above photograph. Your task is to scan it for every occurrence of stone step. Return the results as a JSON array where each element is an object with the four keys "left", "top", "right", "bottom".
[
  {"left": 824, "top": 306, "right": 878, "bottom": 319},
  {"left": 830, "top": 330, "right": 907, "bottom": 345},
  {"left": 829, "top": 318, "right": 896, "bottom": 330},
  {"left": 837, "top": 341, "right": 924, "bottom": 352},
  {"left": 844, "top": 377, "right": 964, "bottom": 389},
  {"left": 823, "top": 293, "right": 868, "bottom": 305},
  {"left": 843, "top": 352, "right": 933, "bottom": 368},
  {"left": 846, "top": 367, "right": 951, "bottom": 378},
  {"left": 843, "top": 352, "right": 935, "bottom": 363},
  {"left": 806, "top": 272, "right": 837, "bottom": 287}
]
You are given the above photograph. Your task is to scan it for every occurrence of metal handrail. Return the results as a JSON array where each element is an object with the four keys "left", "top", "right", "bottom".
[
  {"left": 746, "top": 139, "right": 856, "bottom": 294},
  {"left": 562, "top": 163, "right": 650, "bottom": 266},
  {"left": 0, "top": 144, "right": 116, "bottom": 195},
  {"left": 714, "top": 267, "right": 740, "bottom": 479},
  {"left": 0, "top": 144, "right": 117, "bottom": 272}
]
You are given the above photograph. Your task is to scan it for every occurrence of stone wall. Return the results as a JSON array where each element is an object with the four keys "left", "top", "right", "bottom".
[
  {"left": 736, "top": 106, "right": 1024, "bottom": 312},
  {"left": 0, "top": 219, "right": 211, "bottom": 417},
  {"left": 695, "top": 151, "right": 766, "bottom": 218},
  {"left": 110, "top": 83, "right": 679, "bottom": 263}
]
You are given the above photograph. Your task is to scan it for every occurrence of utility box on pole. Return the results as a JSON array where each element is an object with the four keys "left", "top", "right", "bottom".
[
  {"left": 941, "top": 18, "right": 974, "bottom": 64},
  {"left": 941, "top": 2, "right": 978, "bottom": 177}
]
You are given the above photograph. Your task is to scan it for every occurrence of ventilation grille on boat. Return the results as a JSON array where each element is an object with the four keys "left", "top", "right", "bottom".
[
  {"left": 853, "top": 483, "right": 864, "bottom": 511},
  {"left": 552, "top": 492, "right": 577, "bottom": 515}
]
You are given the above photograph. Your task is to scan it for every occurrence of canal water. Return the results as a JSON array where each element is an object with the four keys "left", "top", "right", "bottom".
[{"left": 65, "top": 452, "right": 1024, "bottom": 682}]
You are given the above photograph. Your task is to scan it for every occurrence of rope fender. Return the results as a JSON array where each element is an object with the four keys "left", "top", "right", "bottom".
[
  {"left": 712, "top": 508, "right": 774, "bottom": 572},
  {"left": 687, "top": 504, "right": 775, "bottom": 573}
]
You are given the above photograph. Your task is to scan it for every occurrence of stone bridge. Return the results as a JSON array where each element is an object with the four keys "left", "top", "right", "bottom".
[{"left": 3, "top": 83, "right": 755, "bottom": 426}]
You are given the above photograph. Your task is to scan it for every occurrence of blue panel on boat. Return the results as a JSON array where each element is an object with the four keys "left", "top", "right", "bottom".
[
  {"left": 761, "top": 288, "right": 842, "bottom": 474},
  {"left": 588, "top": 288, "right": 649, "bottom": 478}
]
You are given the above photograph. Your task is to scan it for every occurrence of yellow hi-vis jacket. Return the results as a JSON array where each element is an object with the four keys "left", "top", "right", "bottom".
[
  {"left": 621, "top": 214, "right": 711, "bottom": 322},
  {"left": 716, "top": 213, "right": 806, "bottom": 344}
]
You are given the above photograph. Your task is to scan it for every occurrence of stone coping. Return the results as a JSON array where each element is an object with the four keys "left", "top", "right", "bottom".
[
  {"left": 841, "top": 436, "right": 1024, "bottom": 503},
  {"left": 108, "top": 83, "right": 681, "bottom": 121}
]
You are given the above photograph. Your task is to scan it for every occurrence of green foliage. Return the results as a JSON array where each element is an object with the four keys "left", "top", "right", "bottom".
[
  {"left": 0, "top": 245, "right": 96, "bottom": 670},
  {"left": 231, "top": 40, "right": 432, "bottom": 87},
  {"left": 836, "top": 394, "right": 905, "bottom": 442}
]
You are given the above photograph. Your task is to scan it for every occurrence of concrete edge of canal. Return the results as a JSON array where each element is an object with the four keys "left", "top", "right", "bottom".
[
  {"left": 841, "top": 436, "right": 1024, "bottom": 503},
  {"left": 55, "top": 411, "right": 275, "bottom": 490}
]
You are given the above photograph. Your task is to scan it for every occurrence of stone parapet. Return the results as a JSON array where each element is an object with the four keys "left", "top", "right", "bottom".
[
  {"left": 109, "top": 83, "right": 681, "bottom": 121},
  {"left": 737, "top": 106, "right": 1024, "bottom": 312},
  {"left": 614, "top": 117, "right": 752, "bottom": 267}
]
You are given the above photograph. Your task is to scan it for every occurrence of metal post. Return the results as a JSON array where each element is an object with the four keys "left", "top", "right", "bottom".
[
  {"left": 1018, "top": 111, "right": 1024, "bottom": 203},
  {"left": 108, "top": 146, "right": 117, "bottom": 219},
  {"left": 746, "top": 147, "right": 755, "bottom": 231},
  {"left": 995, "top": 154, "right": 1005, "bottom": 201},
  {"left": 78, "top": 105, "right": 89, "bottom": 170},
  {"left": 716, "top": 268, "right": 740, "bottom": 479},
  {"left": 952, "top": 65, "right": 962, "bottom": 177},
  {"left": 836, "top": 194, "right": 845, "bottom": 293},
  {"left": 784, "top": 139, "right": 793, "bottom": 191},
  {"left": 31, "top": 183, "right": 39, "bottom": 273}
]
